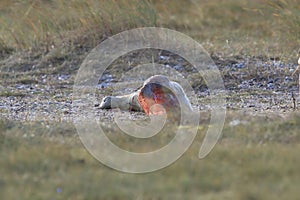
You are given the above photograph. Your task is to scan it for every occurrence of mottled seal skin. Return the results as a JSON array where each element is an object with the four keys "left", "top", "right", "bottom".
[{"left": 99, "top": 75, "right": 193, "bottom": 115}]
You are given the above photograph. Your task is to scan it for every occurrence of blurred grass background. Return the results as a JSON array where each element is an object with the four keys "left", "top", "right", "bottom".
[
  {"left": 1, "top": 114, "right": 300, "bottom": 199},
  {"left": 1, "top": 0, "right": 300, "bottom": 199},
  {"left": 155, "top": 0, "right": 300, "bottom": 59},
  {"left": 0, "top": 0, "right": 156, "bottom": 53},
  {"left": 0, "top": 0, "right": 299, "bottom": 59}
]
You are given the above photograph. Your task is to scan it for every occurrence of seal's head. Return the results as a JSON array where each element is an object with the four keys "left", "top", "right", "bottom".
[{"left": 99, "top": 96, "right": 112, "bottom": 109}]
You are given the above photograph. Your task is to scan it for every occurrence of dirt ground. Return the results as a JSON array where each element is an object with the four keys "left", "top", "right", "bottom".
[
  {"left": 1, "top": 41, "right": 300, "bottom": 200},
  {"left": 0, "top": 48, "right": 299, "bottom": 123}
]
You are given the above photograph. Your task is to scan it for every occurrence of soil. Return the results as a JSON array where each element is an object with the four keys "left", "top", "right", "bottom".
[{"left": 0, "top": 47, "right": 299, "bottom": 124}]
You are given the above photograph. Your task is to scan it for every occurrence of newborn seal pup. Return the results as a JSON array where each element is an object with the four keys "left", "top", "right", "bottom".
[{"left": 99, "top": 75, "right": 193, "bottom": 116}]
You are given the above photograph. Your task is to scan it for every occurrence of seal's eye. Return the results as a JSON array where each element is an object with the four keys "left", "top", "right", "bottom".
[{"left": 104, "top": 97, "right": 111, "bottom": 102}]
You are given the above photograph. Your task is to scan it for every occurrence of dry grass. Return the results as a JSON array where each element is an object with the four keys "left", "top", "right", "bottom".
[
  {"left": 0, "top": 0, "right": 156, "bottom": 51},
  {"left": 1, "top": 1, "right": 300, "bottom": 199},
  {"left": 0, "top": 0, "right": 299, "bottom": 60},
  {"left": 1, "top": 113, "right": 300, "bottom": 199},
  {"left": 153, "top": 0, "right": 300, "bottom": 60},
  {"left": 267, "top": 0, "right": 300, "bottom": 39}
]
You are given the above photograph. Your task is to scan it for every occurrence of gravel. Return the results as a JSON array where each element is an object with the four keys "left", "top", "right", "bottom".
[{"left": 1, "top": 50, "right": 299, "bottom": 123}]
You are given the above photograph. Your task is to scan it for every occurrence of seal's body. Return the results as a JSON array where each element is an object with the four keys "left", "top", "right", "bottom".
[{"left": 99, "top": 75, "right": 193, "bottom": 115}]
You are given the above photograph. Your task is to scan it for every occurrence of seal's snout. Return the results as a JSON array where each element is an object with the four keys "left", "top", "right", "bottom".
[{"left": 99, "top": 96, "right": 112, "bottom": 109}]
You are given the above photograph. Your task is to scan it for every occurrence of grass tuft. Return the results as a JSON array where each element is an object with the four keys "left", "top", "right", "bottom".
[
  {"left": 0, "top": 0, "right": 156, "bottom": 51},
  {"left": 266, "top": 0, "right": 300, "bottom": 40}
]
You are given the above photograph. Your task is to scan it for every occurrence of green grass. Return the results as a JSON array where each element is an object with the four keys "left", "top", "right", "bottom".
[
  {"left": 1, "top": 113, "right": 300, "bottom": 199},
  {"left": 1, "top": 0, "right": 300, "bottom": 199},
  {"left": 267, "top": 0, "right": 300, "bottom": 39},
  {"left": 0, "top": 0, "right": 299, "bottom": 60},
  {"left": 0, "top": 0, "right": 156, "bottom": 51},
  {"left": 153, "top": 0, "right": 300, "bottom": 60}
]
